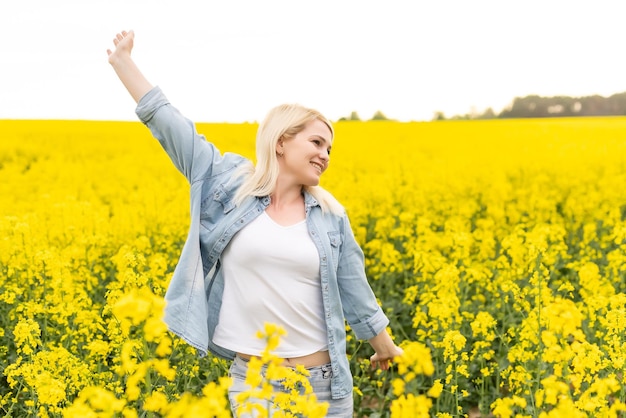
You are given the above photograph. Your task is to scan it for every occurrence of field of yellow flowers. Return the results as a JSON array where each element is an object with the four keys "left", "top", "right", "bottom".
[{"left": 2, "top": 116, "right": 626, "bottom": 417}]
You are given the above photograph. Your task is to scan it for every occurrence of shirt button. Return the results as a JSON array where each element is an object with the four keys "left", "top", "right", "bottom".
[{"left": 322, "top": 256, "right": 326, "bottom": 262}]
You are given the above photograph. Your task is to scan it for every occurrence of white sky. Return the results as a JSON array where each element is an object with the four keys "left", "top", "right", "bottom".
[{"left": 1, "top": 0, "right": 625, "bottom": 122}]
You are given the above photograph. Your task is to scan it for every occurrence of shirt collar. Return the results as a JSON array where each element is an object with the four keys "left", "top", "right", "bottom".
[
  {"left": 259, "top": 190, "right": 319, "bottom": 209},
  {"left": 303, "top": 190, "right": 320, "bottom": 209}
]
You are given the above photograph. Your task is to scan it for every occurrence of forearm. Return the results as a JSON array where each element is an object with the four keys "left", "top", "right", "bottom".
[
  {"left": 368, "top": 328, "right": 397, "bottom": 356},
  {"left": 109, "top": 54, "right": 153, "bottom": 104}
]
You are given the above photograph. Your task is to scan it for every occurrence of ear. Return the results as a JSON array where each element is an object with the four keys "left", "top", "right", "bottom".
[{"left": 276, "top": 139, "right": 284, "bottom": 156}]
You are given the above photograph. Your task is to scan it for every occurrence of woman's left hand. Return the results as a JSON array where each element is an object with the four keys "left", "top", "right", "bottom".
[{"left": 370, "top": 345, "right": 404, "bottom": 370}]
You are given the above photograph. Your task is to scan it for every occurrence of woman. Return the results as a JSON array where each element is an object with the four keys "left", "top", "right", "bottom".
[{"left": 107, "top": 30, "right": 402, "bottom": 417}]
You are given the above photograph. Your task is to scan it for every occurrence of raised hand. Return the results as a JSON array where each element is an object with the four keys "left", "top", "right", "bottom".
[
  {"left": 106, "top": 30, "right": 153, "bottom": 104},
  {"left": 107, "top": 30, "right": 135, "bottom": 65}
]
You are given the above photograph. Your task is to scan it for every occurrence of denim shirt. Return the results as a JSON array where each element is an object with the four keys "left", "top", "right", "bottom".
[{"left": 136, "top": 86, "right": 389, "bottom": 399}]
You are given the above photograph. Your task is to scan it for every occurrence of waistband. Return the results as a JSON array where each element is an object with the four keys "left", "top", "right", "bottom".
[{"left": 235, "top": 352, "right": 331, "bottom": 369}]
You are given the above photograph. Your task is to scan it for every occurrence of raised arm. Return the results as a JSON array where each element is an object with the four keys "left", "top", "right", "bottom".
[{"left": 107, "top": 30, "right": 153, "bottom": 103}]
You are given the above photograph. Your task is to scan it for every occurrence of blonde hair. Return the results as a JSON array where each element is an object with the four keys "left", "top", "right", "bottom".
[{"left": 233, "top": 103, "right": 344, "bottom": 215}]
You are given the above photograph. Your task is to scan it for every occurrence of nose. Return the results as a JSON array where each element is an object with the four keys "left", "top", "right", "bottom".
[{"left": 320, "top": 149, "right": 330, "bottom": 163}]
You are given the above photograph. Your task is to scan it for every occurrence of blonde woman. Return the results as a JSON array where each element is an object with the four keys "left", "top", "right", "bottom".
[{"left": 107, "top": 30, "right": 402, "bottom": 417}]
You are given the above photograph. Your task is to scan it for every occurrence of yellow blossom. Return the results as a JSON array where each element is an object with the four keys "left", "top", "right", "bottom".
[
  {"left": 5, "top": 117, "right": 626, "bottom": 418},
  {"left": 390, "top": 393, "right": 432, "bottom": 418}
]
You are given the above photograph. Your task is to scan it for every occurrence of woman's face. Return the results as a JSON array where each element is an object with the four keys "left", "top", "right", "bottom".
[{"left": 278, "top": 119, "right": 332, "bottom": 187}]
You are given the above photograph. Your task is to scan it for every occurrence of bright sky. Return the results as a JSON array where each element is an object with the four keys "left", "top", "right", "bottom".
[{"left": 2, "top": 0, "right": 625, "bottom": 122}]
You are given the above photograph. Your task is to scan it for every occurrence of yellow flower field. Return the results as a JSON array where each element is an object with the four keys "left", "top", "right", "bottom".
[{"left": 1, "top": 116, "right": 626, "bottom": 417}]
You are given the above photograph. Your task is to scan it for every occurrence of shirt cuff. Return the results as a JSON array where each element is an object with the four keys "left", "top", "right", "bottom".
[
  {"left": 135, "top": 86, "right": 169, "bottom": 124},
  {"left": 350, "top": 306, "right": 390, "bottom": 341}
]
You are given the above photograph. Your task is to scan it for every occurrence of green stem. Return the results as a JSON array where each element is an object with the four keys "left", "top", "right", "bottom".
[
  {"left": 454, "top": 363, "right": 459, "bottom": 417},
  {"left": 530, "top": 252, "right": 544, "bottom": 417}
]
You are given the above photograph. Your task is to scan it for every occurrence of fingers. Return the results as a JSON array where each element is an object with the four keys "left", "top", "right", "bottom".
[
  {"left": 373, "top": 362, "right": 389, "bottom": 370},
  {"left": 112, "top": 30, "right": 133, "bottom": 46},
  {"left": 108, "top": 30, "right": 133, "bottom": 59},
  {"left": 372, "top": 361, "right": 387, "bottom": 370},
  {"left": 370, "top": 358, "right": 391, "bottom": 370},
  {"left": 369, "top": 346, "right": 403, "bottom": 370}
]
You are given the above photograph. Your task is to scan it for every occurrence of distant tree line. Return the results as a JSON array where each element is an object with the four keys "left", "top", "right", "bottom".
[
  {"left": 433, "top": 91, "right": 626, "bottom": 120},
  {"left": 339, "top": 91, "right": 626, "bottom": 122},
  {"left": 337, "top": 110, "right": 390, "bottom": 121}
]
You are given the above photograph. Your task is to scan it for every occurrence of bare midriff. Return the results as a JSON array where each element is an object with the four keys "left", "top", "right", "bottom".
[{"left": 237, "top": 350, "right": 331, "bottom": 368}]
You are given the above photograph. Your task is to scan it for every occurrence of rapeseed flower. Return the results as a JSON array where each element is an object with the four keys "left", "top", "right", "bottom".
[
  {"left": 4, "top": 118, "right": 626, "bottom": 416},
  {"left": 390, "top": 393, "right": 432, "bottom": 418}
]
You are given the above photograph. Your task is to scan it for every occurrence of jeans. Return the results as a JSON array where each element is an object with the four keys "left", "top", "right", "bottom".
[{"left": 228, "top": 355, "right": 353, "bottom": 417}]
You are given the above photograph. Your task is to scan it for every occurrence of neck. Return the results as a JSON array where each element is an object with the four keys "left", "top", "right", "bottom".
[
  {"left": 270, "top": 180, "right": 304, "bottom": 209},
  {"left": 270, "top": 190, "right": 303, "bottom": 210}
]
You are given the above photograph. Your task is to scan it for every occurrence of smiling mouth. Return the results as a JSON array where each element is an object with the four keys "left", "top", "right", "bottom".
[{"left": 311, "top": 162, "right": 323, "bottom": 173}]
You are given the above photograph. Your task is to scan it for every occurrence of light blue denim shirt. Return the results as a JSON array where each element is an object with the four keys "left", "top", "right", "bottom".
[{"left": 136, "top": 86, "right": 389, "bottom": 399}]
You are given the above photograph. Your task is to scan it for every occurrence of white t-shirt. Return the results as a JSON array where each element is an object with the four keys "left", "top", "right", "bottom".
[{"left": 212, "top": 211, "right": 328, "bottom": 357}]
